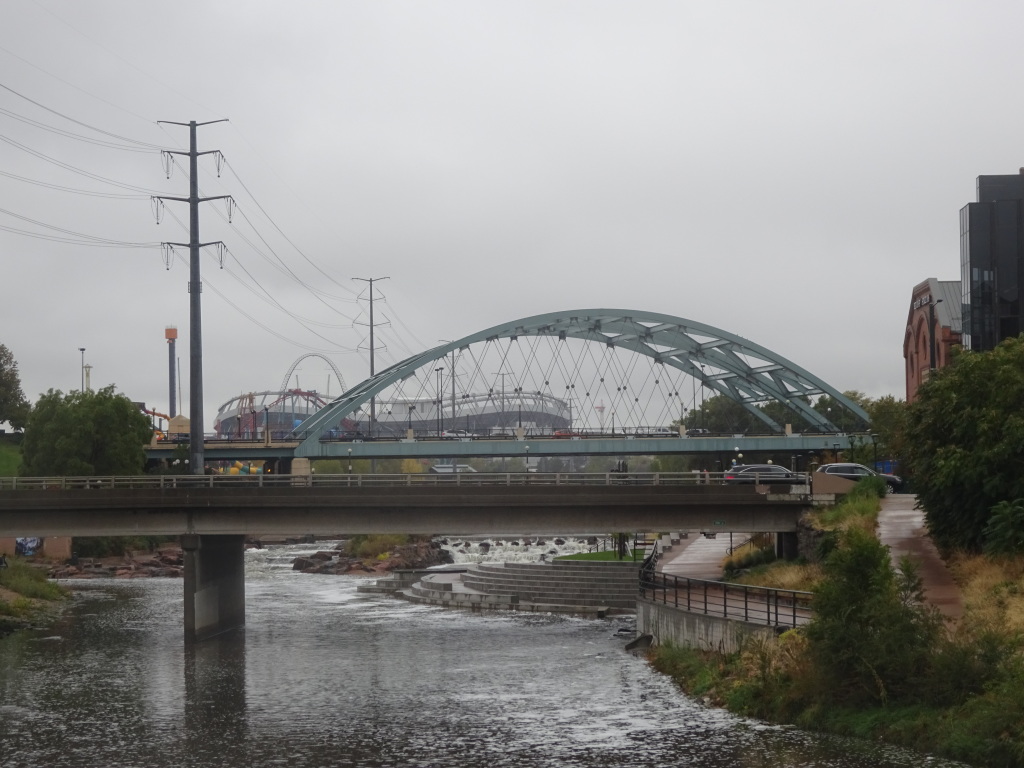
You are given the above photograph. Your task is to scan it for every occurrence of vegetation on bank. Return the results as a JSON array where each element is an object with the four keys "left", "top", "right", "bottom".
[
  {"left": 0, "top": 437, "right": 20, "bottom": 475},
  {"left": 0, "top": 558, "right": 68, "bottom": 637},
  {"left": 647, "top": 485, "right": 1024, "bottom": 767},
  {"left": 906, "top": 335, "right": 1024, "bottom": 554},
  {"left": 557, "top": 549, "right": 641, "bottom": 562}
]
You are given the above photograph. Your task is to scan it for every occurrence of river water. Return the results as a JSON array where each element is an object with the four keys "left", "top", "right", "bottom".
[{"left": 0, "top": 541, "right": 968, "bottom": 768}]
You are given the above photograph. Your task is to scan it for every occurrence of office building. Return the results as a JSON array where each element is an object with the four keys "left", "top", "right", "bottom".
[{"left": 960, "top": 172, "right": 1024, "bottom": 350}]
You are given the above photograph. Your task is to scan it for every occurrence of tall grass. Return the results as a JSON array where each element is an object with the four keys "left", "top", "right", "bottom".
[{"left": 0, "top": 558, "right": 66, "bottom": 601}]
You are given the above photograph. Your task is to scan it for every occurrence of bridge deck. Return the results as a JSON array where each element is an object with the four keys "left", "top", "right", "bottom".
[{"left": 0, "top": 473, "right": 820, "bottom": 538}]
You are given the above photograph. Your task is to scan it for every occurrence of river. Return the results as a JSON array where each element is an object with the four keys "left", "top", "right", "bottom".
[{"left": 0, "top": 541, "right": 969, "bottom": 767}]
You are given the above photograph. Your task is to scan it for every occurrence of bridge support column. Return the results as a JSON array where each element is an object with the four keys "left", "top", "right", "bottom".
[
  {"left": 776, "top": 531, "right": 799, "bottom": 561},
  {"left": 181, "top": 534, "right": 246, "bottom": 643}
]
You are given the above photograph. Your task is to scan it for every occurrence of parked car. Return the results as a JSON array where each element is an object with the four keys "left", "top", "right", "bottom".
[
  {"left": 815, "top": 463, "right": 903, "bottom": 492},
  {"left": 723, "top": 464, "right": 801, "bottom": 484},
  {"left": 441, "top": 430, "right": 475, "bottom": 439},
  {"left": 685, "top": 428, "right": 711, "bottom": 437},
  {"left": 634, "top": 426, "right": 678, "bottom": 437}
]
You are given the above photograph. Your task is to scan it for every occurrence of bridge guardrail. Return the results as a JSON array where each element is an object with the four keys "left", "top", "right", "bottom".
[
  {"left": 0, "top": 471, "right": 810, "bottom": 491},
  {"left": 639, "top": 571, "right": 813, "bottom": 629}
]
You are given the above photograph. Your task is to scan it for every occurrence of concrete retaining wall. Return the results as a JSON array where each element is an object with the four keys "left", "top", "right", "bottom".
[{"left": 637, "top": 598, "right": 776, "bottom": 654}]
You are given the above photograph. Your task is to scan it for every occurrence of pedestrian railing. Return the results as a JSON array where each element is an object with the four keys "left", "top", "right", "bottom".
[
  {"left": 639, "top": 571, "right": 813, "bottom": 629},
  {"left": 0, "top": 471, "right": 809, "bottom": 491}
]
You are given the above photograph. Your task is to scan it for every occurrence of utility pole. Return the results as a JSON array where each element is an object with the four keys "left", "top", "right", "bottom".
[
  {"left": 354, "top": 277, "right": 389, "bottom": 438},
  {"left": 155, "top": 119, "right": 231, "bottom": 475}
]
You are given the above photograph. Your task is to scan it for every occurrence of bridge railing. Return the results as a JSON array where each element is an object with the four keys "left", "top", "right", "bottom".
[
  {"left": 639, "top": 570, "right": 813, "bottom": 629},
  {"left": 0, "top": 471, "right": 810, "bottom": 491}
]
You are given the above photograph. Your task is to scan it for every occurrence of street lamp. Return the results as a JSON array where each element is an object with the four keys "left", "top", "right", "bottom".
[
  {"left": 408, "top": 404, "right": 415, "bottom": 432},
  {"left": 263, "top": 406, "right": 270, "bottom": 440},
  {"left": 347, "top": 447, "right": 352, "bottom": 475},
  {"left": 78, "top": 347, "right": 85, "bottom": 391},
  {"left": 435, "top": 368, "right": 444, "bottom": 435}
]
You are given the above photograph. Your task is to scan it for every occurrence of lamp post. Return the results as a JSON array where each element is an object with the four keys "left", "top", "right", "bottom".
[
  {"left": 435, "top": 368, "right": 444, "bottom": 435},
  {"left": 347, "top": 448, "right": 352, "bottom": 475},
  {"left": 408, "top": 404, "right": 415, "bottom": 432},
  {"left": 78, "top": 347, "right": 85, "bottom": 391},
  {"left": 263, "top": 406, "right": 270, "bottom": 440},
  {"left": 929, "top": 297, "right": 944, "bottom": 370}
]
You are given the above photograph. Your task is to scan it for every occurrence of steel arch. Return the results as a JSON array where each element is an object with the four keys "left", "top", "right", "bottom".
[
  {"left": 293, "top": 309, "right": 868, "bottom": 448},
  {"left": 279, "top": 354, "right": 347, "bottom": 396}
]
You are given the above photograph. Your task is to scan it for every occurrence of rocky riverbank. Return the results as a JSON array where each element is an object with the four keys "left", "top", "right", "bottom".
[
  {"left": 48, "top": 545, "right": 185, "bottom": 579},
  {"left": 292, "top": 540, "right": 454, "bottom": 575}
]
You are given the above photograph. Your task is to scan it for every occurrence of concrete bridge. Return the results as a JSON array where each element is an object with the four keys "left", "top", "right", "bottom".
[{"left": 0, "top": 472, "right": 820, "bottom": 643}]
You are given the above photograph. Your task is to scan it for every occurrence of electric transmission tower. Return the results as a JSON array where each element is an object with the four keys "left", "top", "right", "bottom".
[{"left": 154, "top": 119, "right": 233, "bottom": 475}]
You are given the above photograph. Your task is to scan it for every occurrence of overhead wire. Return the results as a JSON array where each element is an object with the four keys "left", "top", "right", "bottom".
[
  {"left": 0, "top": 205, "right": 158, "bottom": 247},
  {"left": 0, "top": 168, "right": 149, "bottom": 199},
  {"left": 0, "top": 133, "right": 165, "bottom": 194}
]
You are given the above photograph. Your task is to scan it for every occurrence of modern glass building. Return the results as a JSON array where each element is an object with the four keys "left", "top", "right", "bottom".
[{"left": 960, "top": 172, "right": 1024, "bottom": 350}]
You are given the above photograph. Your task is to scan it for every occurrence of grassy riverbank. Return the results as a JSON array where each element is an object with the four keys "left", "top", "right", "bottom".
[
  {"left": 0, "top": 558, "right": 68, "bottom": 638},
  {"left": 646, "top": 485, "right": 1024, "bottom": 767}
]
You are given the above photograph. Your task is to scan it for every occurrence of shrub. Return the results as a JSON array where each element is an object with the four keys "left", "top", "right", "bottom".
[
  {"left": 984, "top": 499, "right": 1024, "bottom": 555},
  {"left": 0, "top": 558, "right": 66, "bottom": 601},
  {"left": 343, "top": 534, "right": 410, "bottom": 560},
  {"left": 804, "top": 527, "right": 943, "bottom": 706}
]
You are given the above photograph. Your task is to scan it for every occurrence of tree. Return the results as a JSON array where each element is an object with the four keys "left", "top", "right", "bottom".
[
  {"left": 905, "top": 335, "right": 1024, "bottom": 552},
  {"left": 805, "top": 526, "right": 942, "bottom": 705},
  {"left": 0, "top": 344, "right": 29, "bottom": 430},
  {"left": 20, "top": 386, "right": 152, "bottom": 476}
]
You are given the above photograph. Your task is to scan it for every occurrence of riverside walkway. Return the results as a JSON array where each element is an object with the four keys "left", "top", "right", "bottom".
[
  {"left": 877, "top": 493, "right": 962, "bottom": 621},
  {"left": 652, "top": 492, "right": 963, "bottom": 624}
]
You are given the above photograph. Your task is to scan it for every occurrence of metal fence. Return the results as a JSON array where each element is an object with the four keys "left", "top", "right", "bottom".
[
  {"left": 0, "top": 471, "right": 809, "bottom": 491},
  {"left": 639, "top": 570, "right": 813, "bottom": 629}
]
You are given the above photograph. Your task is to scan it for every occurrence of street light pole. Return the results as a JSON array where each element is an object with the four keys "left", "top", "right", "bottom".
[
  {"left": 435, "top": 368, "right": 444, "bottom": 435},
  {"left": 78, "top": 347, "right": 85, "bottom": 392}
]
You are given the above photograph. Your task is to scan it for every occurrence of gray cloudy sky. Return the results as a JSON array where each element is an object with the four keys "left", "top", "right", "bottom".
[{"left": 1, "top": 1, "right": 1018, "bottom": 427}]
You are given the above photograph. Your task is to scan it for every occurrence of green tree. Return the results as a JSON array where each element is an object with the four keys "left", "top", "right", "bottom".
[
  {"left": 0, "top": 344, "right": 30, "bottom": 430},
  {"left": 687, "top": 395, "right": 761, "bottom": 434},
  {"left": 20, "top": 386, "right": 152, "bottom": 476},
  {"left": 905, "top": 335, "right": 1024, "bottom": 552},
  {"left": 805, "top": 526, "right": 942, "bottom": 705}
]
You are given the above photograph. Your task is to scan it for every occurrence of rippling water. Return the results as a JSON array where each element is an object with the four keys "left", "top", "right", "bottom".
[{"left": 0, "top": 542, "right": 968, "bottom": 768}]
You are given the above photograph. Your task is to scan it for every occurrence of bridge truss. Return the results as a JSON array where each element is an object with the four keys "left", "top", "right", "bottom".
[{"left": 293, "top": 309, "right": 868, "bottom": 456}]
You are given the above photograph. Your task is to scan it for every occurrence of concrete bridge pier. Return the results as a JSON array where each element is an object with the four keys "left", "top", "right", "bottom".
[{"left": 181, "top": 534, "right": 246, "bottom": 643}]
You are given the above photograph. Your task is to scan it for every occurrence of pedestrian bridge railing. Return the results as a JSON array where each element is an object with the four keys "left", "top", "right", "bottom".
[
  {"left": 0, "top": 471, "right": 809, "bottom": 491},
  {"left": 639, "top": 571, "right": 813, "bottom": 629}
]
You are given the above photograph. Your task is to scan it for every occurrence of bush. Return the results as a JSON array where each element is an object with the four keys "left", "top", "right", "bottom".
[
  {"left": 804, "top": 527, "right": 943, "bottom": 706},
  {"left": 0, "top": 558, "right": 66, "bottom": 601},
  {"left": 343, "top": 534, "right": 411, "bottom": 560},
  {"left": 984, "top": 499, "right": 1024, "bottom": 555},
  {"left": 71, "top": 536, "right": 174, "bottom": 559}
]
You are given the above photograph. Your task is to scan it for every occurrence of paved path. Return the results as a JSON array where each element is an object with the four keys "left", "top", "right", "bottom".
[
  {"left": 658, "top": 531, "right": 739, "bottom": 581},
  {"left": 656, "top": 493, "right": 963, "bottom": 622},
  {"left": 878, "top": 494, "right": 963, "bottom": 621}
]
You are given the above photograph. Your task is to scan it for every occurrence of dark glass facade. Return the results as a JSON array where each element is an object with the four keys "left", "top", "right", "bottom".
[{"left": 960, "top": 174, "right": 1024, "bottom": 350}]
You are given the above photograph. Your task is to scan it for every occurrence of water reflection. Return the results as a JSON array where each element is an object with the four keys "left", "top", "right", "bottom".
[
  {"left": 0, "top": 546, "right": 971, "bottom": 768},
  {"left": 184, "top": 629, "right": 247, "bottom": 763}
]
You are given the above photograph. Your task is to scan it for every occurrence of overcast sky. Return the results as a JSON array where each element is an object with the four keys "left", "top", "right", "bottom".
[{"left": 2, "top": 1, "right": 1019, "bottom": 429}]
